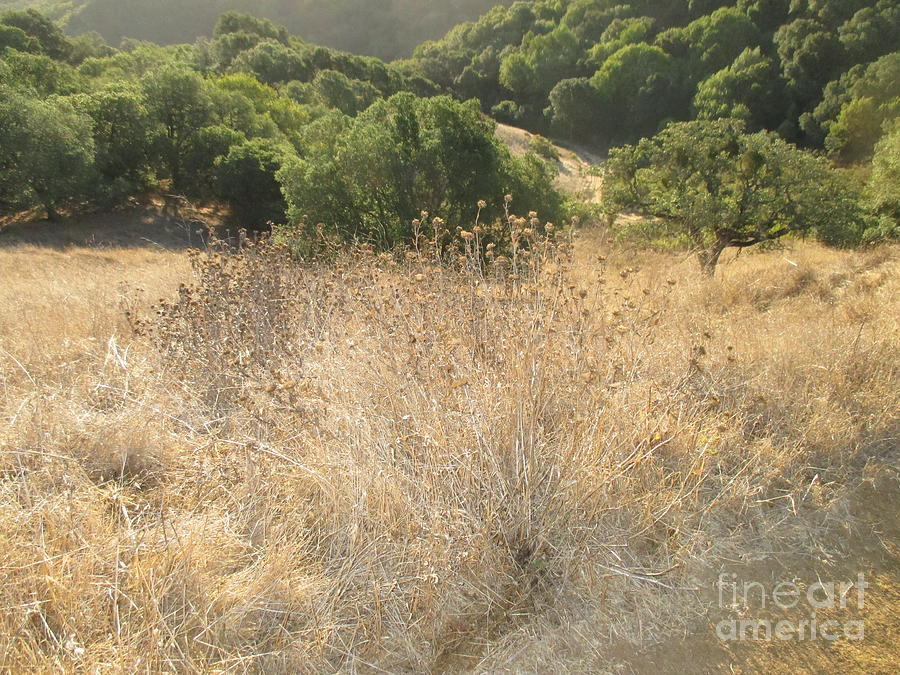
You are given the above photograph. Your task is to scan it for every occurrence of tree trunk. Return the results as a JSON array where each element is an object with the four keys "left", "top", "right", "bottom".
[{"left": 698, "top": 242, "right": 727, "bottom": 276}]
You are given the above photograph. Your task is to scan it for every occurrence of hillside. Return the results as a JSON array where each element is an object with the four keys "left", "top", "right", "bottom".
[
  {"left": 403, "top": 0, "right": 899, "bottom": 155},
  {"left": 1, "top": 214, "right": 898, "bottom": 670},
  {"left": 0, "top": 0, "right": 509, "bottom": 59},
  {"left": 2, "top": 1, "right": 900, "bottom": 671},
  {"left": 495, "top": 123, "right": 604, "bottom": 203}
]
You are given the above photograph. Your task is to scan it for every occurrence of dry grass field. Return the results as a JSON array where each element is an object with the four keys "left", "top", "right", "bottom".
[{"left": 0, "top": 211, "right": 898, "bottom": 672}]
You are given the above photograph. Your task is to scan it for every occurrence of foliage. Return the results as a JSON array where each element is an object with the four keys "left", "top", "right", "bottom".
[
  {"left": 562, "top": 0, "right": 635, "bottom": 43},
  {"left": 0, "top": 1, "right": 895, "bottom": 240},
  {"left": 825, "top": 96, "right": 894, "bottom": 162},
  {"left": 590, "top": 43, "right": 684, "bottom": 143},
  {"left": 279, "top": 93, "right": 562, "bottom": 249},
  {"left": 500, "top": 24, "right": 581, "bottom": 98},
  {"left": 823, "top": 52, "right": 900, "bottom": 161},
  {"left": 839, "top": 0, "right": 900, "bottom": 65},
  {"left": 586, "top": 16, "right": 655, "bottom": 67},
  {"left": 0, "top": 48, "right": 81, "bottom": 95},
  {"left": 604, "top": 119, "right": 862, "bottom": 272},
  {"left": 183, "top": 124, "right": 247, "bottom": 193},
  {"left": 141, "top": 66, "right": 212, "bottom": 189},
  {"left": 73, "top": 84, "right": 152, "bottom": 198},
  {"left": 0, "top": 87, "right": 94, "bottom": 216},
  {"left": 774, "top": 18, "right": 845, "bottom": 110},
  {"left": 546, "top": 77, "right": 600, "bottom": 141},
  {"left": 214, "top": 137, "right": 295, "bottom": 228},
  {"left": 306, "top": 69, "right": 380, "bottom": 116},
  {"left": 231, "top": 39, "right": 312, "bottom": 85},
  {"left": 656, "top": 6, "right": 761, "bottom": 79},
  {"left": 864, "top": 122, "right": 900, "bottom": 239},
  {"left": 0, "top": 23, "right": 40, "bottom": 53},
  {"left": 0, "top": 8, "right": 70, "bottom": 59},
  {"left": 693, "top": 47, "right": 785, "bottom": 130}
]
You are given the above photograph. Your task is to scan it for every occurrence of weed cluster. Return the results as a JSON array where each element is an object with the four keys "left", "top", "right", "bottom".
[{"left": 0, "top": 228, "right": 897, "bottom": 671}]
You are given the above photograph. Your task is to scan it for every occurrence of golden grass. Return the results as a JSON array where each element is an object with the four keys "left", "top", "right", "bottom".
[{"left": 0, "top": 229, "right": 897, "bottom": 672}]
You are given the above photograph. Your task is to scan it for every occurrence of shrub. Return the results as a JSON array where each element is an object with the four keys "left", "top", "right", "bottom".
[
  {"left": 215, "top": 137, "right": 295, "bottom": 228},
  {"left": 528, "top": 134, "right": 560, "bottom": 162},
  {"left": 278, "top": 93, "right": 564, "bottom": 249}
]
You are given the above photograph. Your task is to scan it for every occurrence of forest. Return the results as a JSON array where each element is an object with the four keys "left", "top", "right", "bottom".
[{"left": 1, "top": 0, "right": 898, "bottom": 259}]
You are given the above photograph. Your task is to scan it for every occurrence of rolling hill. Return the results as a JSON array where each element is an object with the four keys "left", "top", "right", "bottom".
[{"left": 0, "top": 0, "right": 510, "bottom": 59}]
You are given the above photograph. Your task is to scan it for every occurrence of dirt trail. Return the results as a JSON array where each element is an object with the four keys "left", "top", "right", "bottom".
[
  {"left": 0, "top": 196, "right": 223, "bottom": 249},
  {"left": 495, "top": 123, "right": 604, "bottom": 203}
]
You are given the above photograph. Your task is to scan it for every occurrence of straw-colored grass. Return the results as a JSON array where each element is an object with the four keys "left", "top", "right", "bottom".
[{"left": 0, "top": 224, "right": 897, "bottom": 672}]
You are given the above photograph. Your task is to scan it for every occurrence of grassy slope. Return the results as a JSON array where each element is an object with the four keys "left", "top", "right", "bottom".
[
  {"left": 496, "top": 123, "right": 605, "bottom": 204},
  {"left": 0, "top": 209, "right": 897, "bottom": 671}
]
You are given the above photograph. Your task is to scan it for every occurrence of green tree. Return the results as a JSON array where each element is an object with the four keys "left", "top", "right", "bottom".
[
  {"left": 309, "top": 69, "right": 379, "bottom": 116},
  {"left": 562, "top": 0, "right": 635, "bottom": 43},
  {"left": 215, "top": 138, "right": 294, "bottom": 228},
  {"left": 604, "top": 119, "right": 861, "bottom": 274},
  {"left": 591, "top": 16, "right": 655, "bottom": 62},
  {"left": 211, "top": 31, "right": 265, "bottom": 70},
  {"left": 798, "top": 62, "right": 866, "bottom": 145},
  {"left": 0, "top": 24, "right": 40, "bottom": 53},
  {"left": 142, "top": 66, "right": 212, "bottom": 189},
  {"left": 806, "top": 0, "right": 873, "bottom": 28},
  {"left": 232, "top": 39, "right": 311, "bottom": 85},
  {"left": 0, "top": 49, "right": 82, "bottom": 96},
  {"left": 820, "top": 52, "right": 900, "bottom": 160},
  {"left": 838, "top": 1, "right": 900, "bottom": 65},
  {"left": 0, "top": 9, "right": 71, "bottom": 60},
  {"left": 590, "top": 43, "right": 684, "bottom": 143},
  {"left": 774, "top": 19, "right": 845, "bottom": 110},
  {"left": 864, "top": 122, "right": 900, "bottom": 239},
  {"left": 66, "top": 31, "right": 114, "bottom": 65},
  {"left": 0, "top": 88, "right": 94, "bottom": 219},
  {"left": 546, "top": 77, "right": 601, "bottom": 141},
  {"left": 279, "top": 93, "right": 562, "bottom": 248},
  {"left": 693, "top": 47, "right": 786, "bottom": 129},
  {"left": 498, "top": 50, "right": 539, "bottom": 98},
  {"left": 656, "top": 6, "right": 760, "bottom": 79},
  {"left": 76, "top": 84, "right": 153, "bottom": 198},
  {"left": 825, "top": 96, "right": 894, "bottom": 162},
  {"left": 183, "top": 124, "right": 247, "bottom": 193},
  {"left": 214, "top": 12, "right": 289, "bottom": 44},
  {"left": 503, "top": 24, "right": 581, "bottom": 97},
  {"left": 737, "top": 0, "right": 791, "bottom": 35}
]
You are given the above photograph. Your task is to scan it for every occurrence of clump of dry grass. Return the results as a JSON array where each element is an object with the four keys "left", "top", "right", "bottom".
[{"left": 0, "top": 226, "right": 897, "bottom": 672}]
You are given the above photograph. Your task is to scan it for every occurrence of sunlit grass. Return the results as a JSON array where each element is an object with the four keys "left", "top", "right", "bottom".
[{"left": 0, "top": 228, "right": 897, "bottom": 671}]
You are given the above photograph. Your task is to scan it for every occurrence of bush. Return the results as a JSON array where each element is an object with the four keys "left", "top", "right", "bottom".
[
  {"left": 863, "top": 122, "right": 900, "bottom": 241},
  {"left": 491, "top": 99, "right": 524, "bottom": 124},
  {"left": 0, "top": 88, "right": 95, "bottom": 218},
  {"left": 528, "top": 134, "right": 560, "bottom": 162},
  {"left": 215, "top": 137, "right": 295, "bottom": 228},
  {"left": 278, "top": 93, "right": 564, "bottom": 250}
]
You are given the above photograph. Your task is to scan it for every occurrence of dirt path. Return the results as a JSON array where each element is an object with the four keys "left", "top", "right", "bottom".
[
  {"left": 495, "top": 123, "right": 604, "bottom": 203},
  {"left": 0, "top": 196, "right": 224, "bottom": 249}
]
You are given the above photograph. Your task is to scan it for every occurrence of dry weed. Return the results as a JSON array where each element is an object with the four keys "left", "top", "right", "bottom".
[{"left": 0, "top": 227, "right": 897, "bottom": 672}]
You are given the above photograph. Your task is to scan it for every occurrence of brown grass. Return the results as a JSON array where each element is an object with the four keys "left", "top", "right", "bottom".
[{"left": 0, "top": 223, "right": 897, "bottom": 672}]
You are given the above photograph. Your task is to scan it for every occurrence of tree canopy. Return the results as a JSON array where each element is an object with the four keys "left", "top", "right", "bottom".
[
  {"left": 279, "top": 93, "right": 563, "bottom": 249},
  {"left": 603, "top": 119, "right": 861, "bottom": 273},
  {"left": 0, "top": 87, "right": 94, "bottom": 218}
]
